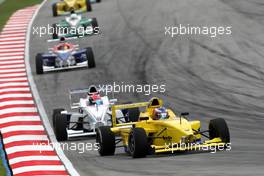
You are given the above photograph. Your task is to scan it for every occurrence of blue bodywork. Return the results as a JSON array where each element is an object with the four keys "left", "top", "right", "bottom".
[{"left": 41, "top": 48, "right": 87, "bottom": 66}]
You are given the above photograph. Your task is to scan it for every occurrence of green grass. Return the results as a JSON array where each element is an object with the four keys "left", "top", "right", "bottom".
[
  {"left": 0, "top": 0, "right": 43, "bottom": 32},
  {"left": 0, "top": 158, "right": 6, "bottom": 176}
]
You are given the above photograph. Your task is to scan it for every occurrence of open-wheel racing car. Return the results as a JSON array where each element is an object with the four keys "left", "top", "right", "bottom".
[
  {"left": 96, "top": 97, "right": 230, "bottom": 158},
  {"left": 52, "top": 86, "right": 125, "bottom": 141},
  {"left": 52, "top": 12, "right": 99, "bottom": 39},
  {"left": 35, "top": 38, "right": 95, "bottom": 74},
  {"left": 52, "top": 0, "right": 98, "bottom": 17}
]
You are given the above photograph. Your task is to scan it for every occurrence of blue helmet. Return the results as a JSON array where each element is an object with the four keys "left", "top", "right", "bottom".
[{"left": 154, "top": 107, "right": 168, "bottom": 120}]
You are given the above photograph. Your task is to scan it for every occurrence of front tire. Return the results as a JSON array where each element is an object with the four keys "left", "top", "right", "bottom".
[
  {"left": 128, "top": 128, "right": 148, "bottom": 158},
  {"left": 52, "top": 3, "right": 58, "bottom": 17},
  {"left": 86, "top": 0, "right": 92, "bottom": 11},
  {"left": 96, "top": 126, "right": 116, "bottom": 156},
  {"left": 52, "top": 108, "right": 65, "bottom": 127},
  {"left": 85, "top": 47, "right": 95, "bottom": 68},
  {"left": 36, "top": 53, "right": 44, "bottom": 74},
  {"left": 54, "top": 114, "right": 68, "bottom": 141},
  {"left": 209, "top": 118, "right": 230, "bottom": 143}
]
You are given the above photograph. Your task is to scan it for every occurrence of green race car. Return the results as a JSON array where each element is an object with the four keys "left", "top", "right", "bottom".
[{"left": 52, "top": 13, "right": 99, "bottom": 39}]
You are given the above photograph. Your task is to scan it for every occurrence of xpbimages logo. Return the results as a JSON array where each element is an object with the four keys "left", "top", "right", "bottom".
[
  {"left": 165, "top": 24, "right": 232, "bottom": 38},
  {"left": 32, "top": 24, "right": 100, "bottom": 37}
]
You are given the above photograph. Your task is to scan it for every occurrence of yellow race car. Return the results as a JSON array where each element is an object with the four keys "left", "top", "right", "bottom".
[
  {"left": 96, "top": 97, "right": 230, "bottom": 158},
  {"left": 52, "top": 0, "right": 92, "bottom": 17}
]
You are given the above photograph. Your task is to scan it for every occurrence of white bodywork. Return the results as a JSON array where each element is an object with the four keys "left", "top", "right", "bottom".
[{"left": 60, "top": 88, "right": 124, "bottom": 139}]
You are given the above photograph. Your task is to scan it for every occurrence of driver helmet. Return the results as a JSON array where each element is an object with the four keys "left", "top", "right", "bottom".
[{"left": 153, "top": 107, "right": 168, "bottom": 120}]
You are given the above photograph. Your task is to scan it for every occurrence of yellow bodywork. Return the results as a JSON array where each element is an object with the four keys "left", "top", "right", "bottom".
[
  {"left": 55, "top": 0, "right": 88, "bottom": 15},
  {"left": 111, "top": 97, "right": 226, "bottom": 154}
]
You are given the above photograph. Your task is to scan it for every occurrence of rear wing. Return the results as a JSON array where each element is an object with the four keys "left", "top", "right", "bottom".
[
  {"left": 111, "top": 102, "right": 149, "bottom": 127},
  {"left": 69, "top": 88, "right": 91, "bottom": 109}
]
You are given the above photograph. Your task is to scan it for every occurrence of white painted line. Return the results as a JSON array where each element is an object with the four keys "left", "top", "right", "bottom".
[
  {"left": 0, "top": 78, "right": 27, "bottom": 82},
  {"left": 9, "top": 156, "right": 60, "bottom": 165},
  {"left": 0, "top": 87, "right": 29, "bottom": 93},
  {"left": 0, "top": 60, "right": 24, "bottom": 65},
  {"left": 0, "top": 93, "right": 32, "bottom": 99},
  {"left": 0, "top": 48, "right": 25, "bottom": 52},
  {"left": 0, "top": 107, "right": 37, "bottom": 115},
  {"left": 0, "top": 41, "right": 25, "bottom": 45},
  {"left": 0, "top": 37, "right": 26, "bottom": 41},
  {"left": 2, "top": 27, "right": 27, "bottom": 32},
  {"left": 0, "top": 55, "right": 24, "bottom": 60},
  {"left": 0, "top": 100, "right": 33, "bottom": 107},
  {"left": 4, "top": 24, "right": 28, "bottom": 28},
  {"left": 1, "top": 125, "right": 44, "bottom": 134},
  {"left": 0, "top": 45, "right": 25, "bottom": 49},
  {"left": 13, "top": 165, "right": 66, "bottom": 175},
  {"left": 25, "top": 1, "right": 80, "bottom": 175},
  {"left": 4, "top": 135, "right": 49, "bottom": 145},
  {"left": 0, "top": 82, "right": 28, "bottom": 87},
  {"left": 6, "top": 145, "right": 53, "bottom": 155},
  {"left": 1, "top": 30, "right": 27, "bottom": 35},
  {"left": 0, "top": 34, "right": 25, "bottom": 38},
  {"left": 0, "top": 115, "right": 39, "bottom": 124},
  {"left": 0, "top": 64, "right": 25, "bottom": 69},
  {"left": 0, "top": 53, "right": 24, "bottom": 57}
]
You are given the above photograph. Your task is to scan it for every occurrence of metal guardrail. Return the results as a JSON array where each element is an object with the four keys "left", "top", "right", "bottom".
[{"left": 0, "top": 131, "right": 12, "bottom": 176}]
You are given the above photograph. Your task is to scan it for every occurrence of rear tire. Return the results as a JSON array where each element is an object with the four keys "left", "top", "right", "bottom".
[
  {"left": 52, "top": 24, "right": 59, "bottom": 39},
  {"left": 128, "top": 128, "right": 148, "bottom": 158},
  {"left": 52, "top": 108, "right": 65, "bottom": 127},
  {"left": 36, "top": 53, "right": 44, "bottom": 74},
  {"left": 96, "top": 126, "right": 115, "bottom": 156},
  {"left": 91, "top": 18, "right": 99, "bottom": 33},
  {"left": 86, "top": 0, "right": 92, "bottom": 11},
  {"left": 209, "top": 118, "right": 230, "bottom": 143},
  {"left": 126, "top": 108, "right": 140, "bottom": 122},
  {"left": 86, "top": 47, "right": 95, "bottom": 68},
  {"left": 54, "top": 114, "right": 68, "bottom": 141},
  {"left": 52, "top": 3, "right": 58, "bottom": 17}
]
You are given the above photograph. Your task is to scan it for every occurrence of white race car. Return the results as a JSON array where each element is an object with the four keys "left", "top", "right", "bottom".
[{"left": 52, "top": 85, "right": 124, "bottom": 141}]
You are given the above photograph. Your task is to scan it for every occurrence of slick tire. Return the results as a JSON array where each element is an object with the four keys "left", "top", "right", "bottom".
[
  {"left": 52, "top": 108, "right": 65, "bottom": 127},
  {"left": 209, "top": 118, "right": 230, "bottom": 143},
  {"left": 54, "top": 114, "right": 68, "bottom": 141},
  {"left": 52, "top": 3, "right": 58, "bottom": 17},
  {"left": 52, "top": 24, "right": 59, "bottom": 39},
  {"left": 96, "top": 126, "right": 116, "bottom": 156},
  {"left": 86, "top": 0, "right": 92, "bottom": 11},
  {"left": 86, "top": 47, "right": 96, "bottom": 68},
  {"left": 91, "top": 18, "right": 99, "bottom": 33},
  {"left": 128, "top": 128, "right": 148, "bottom": 158},
  {"left": 127, "top": 107, "right": 140, "bottom": 122},
  {"left": 35, "top": 53, "right": 44, "bottom": 74}
]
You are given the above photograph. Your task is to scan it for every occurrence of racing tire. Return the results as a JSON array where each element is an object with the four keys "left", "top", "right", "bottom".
[
  {"left": 35, "top": 53, "right": 44, "bottom": 74},
  {"left": 52, "top": 3, "right": 58, "bottom": 17},
  {"left": 52, "top": 24, "right": 59, "bottom": 39},
  {"left": 128, "top": 128, "right": 148, "bottom": 158},
  {"left": 209, "top": 118, "right": 230, "bottom": 143},
  {"left": 86, "top": 0, "right": 92, "bottom": 12},
  {"left": 96, "top": 126, "right": 116, "bottom": 156},
  {"left": 127, "top": 107, "right": 140, "bottom": 122},
  {"left": 54, "top": 114, "right": 68, "bottom": 141},
  {"left": 91, "top": 18, "right": 99, "bottom": 34},
  {"left": 85, "top": 47, "right": 96, "bottom": 68},
  {"left": 52, "top": 108, "right": 65, "bottom": 127}
]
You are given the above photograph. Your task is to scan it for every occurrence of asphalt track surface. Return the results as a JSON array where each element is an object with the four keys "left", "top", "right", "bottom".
[{"left": 29, "top": 0, "right": 264, "bottom": 175}]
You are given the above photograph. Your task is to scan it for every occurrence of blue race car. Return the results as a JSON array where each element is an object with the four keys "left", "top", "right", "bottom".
[{"left": 35, "top": 38, "right": 95, "bottom": 74}]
